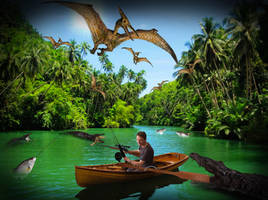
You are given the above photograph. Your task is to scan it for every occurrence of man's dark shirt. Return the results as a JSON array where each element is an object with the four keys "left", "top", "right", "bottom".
[{"left": 139, "top": 143, "right": 154, "bottom": 167}]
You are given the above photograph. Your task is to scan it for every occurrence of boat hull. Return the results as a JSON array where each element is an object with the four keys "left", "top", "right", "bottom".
[{"left": 75, "top": 152, "right": 188, "bottom": 187}]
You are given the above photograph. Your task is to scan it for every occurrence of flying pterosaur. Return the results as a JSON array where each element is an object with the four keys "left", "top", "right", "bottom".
[
  {"left": 44, "top": 1, "right": 178, "bottom": 64},
  {"left": 113, "top": 7, "right": 139, "bottom": 40},
  {"left": 178, "top": 59, "right": 201, "bottom": 75},
  {"left": 151, "top": 80, "right": 168, "bottom": 91},
  {"left": 43, "top": 36, "right": 72, "bottom": 48},
  {"left": 122, "top": 47, "right": 153, "bottom": 66},
  {"left": 91, "top": 74, "right": 106, "bottom": 100}
]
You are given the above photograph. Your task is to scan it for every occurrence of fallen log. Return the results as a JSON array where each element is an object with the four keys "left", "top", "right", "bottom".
[{"left": 190, "top": 152, "right": 268, "bottom": 200}]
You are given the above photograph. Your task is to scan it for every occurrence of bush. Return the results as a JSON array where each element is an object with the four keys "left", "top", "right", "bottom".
[
  {"left": 204, "top": 97, "right": 254, "bottom": 139},
  {"left": 103, "top": 99, "right": 135, "bottom": 128},
  {"left": 35, "top": 84, "right": 89, "bottom": 129}
]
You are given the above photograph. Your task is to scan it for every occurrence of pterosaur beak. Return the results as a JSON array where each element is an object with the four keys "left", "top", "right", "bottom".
[
  {"left": 123, "top": 25, "right": 133, "bottom": 41},
  {"left": 129, "top": 25, "right": 139, "bottom": 37}
]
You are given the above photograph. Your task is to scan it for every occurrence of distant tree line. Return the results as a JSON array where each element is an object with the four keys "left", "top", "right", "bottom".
[{"left": 139, "top": 1, "right": 268, "bottom": 141}]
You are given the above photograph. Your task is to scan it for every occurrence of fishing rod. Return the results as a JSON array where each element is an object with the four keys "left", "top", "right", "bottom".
[
  {"left": 108, "top": 128, "right": 131, "bottom": 162},
  {"left": 102, "top": 144, "right": 130, "bottom": 152}
]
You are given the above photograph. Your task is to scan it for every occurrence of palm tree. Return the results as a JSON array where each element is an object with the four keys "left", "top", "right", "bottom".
[
  {"left": 79, "top": 41, "right": 91, "bottom": 58},
  {"left": 99, "top": 53, "right": 114, "bottom": 73},
  {"left": 193, "top": 17, "right": 225, "bottom": 71},
  {"left": 127, "top": 69, "right": 136, "bottom": 81},
  {"left": 0, "top": 39, "right": 46, "bottom": 95},
  {"left": 174, "top": 39, "right": 217, "bottom": 113},
  {"left": 175, "top": 58, "right": 212, "bottom": 118},
  {"left": 20, "top": 44, "right": 47, "bottom": 79},
  {"left": 67, "top": 40, "right": 81, "bottom": 65},
  {"left": 134, "top": 70, "right": 147, "bottom": 89},
  {"left": 0, "top": 44, "right": 22, "bottom": 96},
  {"left": 193, "top": 17, "right": 233, "bottom": 105},
  {"left": 41, "top": 49, "right": 73, "bottom": 97},
  {"left": 116, "top": 65, "right": 128, "bottom": 84},
  {"left": 0, "top": 43, "right": 21, "bottom": 81},
  {"left": 224, "top": 1, "right": 260, "bottom": 100}
]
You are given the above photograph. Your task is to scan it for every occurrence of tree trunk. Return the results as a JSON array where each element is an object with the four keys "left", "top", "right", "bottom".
[
  {"left": 251, "top": 69, "right": 261, "bottom": 104},
  {"left": 215, "top": 76, "right": 232, "bottom": 105},
  {"left": 212, "top": 59, "right": 233, "bottom": 105},
  {"left": 190, "top": 152, "right": 268, "bottom": 200},
  {"left": 42, "top": 80, "right": 54, "bottom": 97},
  {"left": 210, "top": 78, "right": 219, "bottom": 109},
  {"left": 0, "top": 71, "right": 23, "bottom": 96},
  {"left": 22, "top": 82, "right": 47, "bottom": 99},
  {"left": 203, "top": 79, "right": 218, "bottom": 108},
  {"left": 15, "top": 78, "right": 23, "bottom": 91},
  {"left": 246, "top": 57, "right": 250, "bottom": 99},
  {"left": 190, "top": 75, "right": 211, "bottom": 118}
]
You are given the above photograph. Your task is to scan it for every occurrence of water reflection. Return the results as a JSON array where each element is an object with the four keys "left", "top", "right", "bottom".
[{"left": 75, "top": 175, "right": 186, "bottom": 200}]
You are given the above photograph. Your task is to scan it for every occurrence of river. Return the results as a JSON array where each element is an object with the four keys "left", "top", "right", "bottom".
[{"left": 0, "top": 125, "right": 267, "bottom": 200}]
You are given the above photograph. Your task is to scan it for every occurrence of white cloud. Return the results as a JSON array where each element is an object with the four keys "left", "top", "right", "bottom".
[{"left": 71, "top": 13, "right": 89, "bottom": 33}]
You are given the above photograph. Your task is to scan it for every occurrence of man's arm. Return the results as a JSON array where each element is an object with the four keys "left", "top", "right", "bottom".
[
  {"left": 123, "top": 156, "right": 144, "bottom": 167},
  {"left": 125, "top": 150, "right": 140, "bottom": 157},
  {"left": 123, "top": 149, "right": 143, "bottom": 166}
]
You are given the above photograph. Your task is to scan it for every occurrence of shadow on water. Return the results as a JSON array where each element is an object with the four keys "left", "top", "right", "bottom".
[{"left": 75, "top": 175, "right": 186, "bottom": 200}]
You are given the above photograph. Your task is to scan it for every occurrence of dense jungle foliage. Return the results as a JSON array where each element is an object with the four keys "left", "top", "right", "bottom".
[
  {"left": 0, "top": 1, "right": 146, "bottom": 130},
  {"left": 1, "top": 1, "right": 267, "bottom": 141},
  {"left": 139, "top": 1, "right": 268, "bottom": 141}
]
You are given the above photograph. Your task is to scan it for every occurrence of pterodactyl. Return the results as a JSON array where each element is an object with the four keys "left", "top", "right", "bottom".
[
  {"left": 44, "top": 1, "right": 178, "bottom": 64},
  {"left": 122, "top": 47, "right": 153, "bottom": 66},
  {"left": 151, "top": 80, "right": 169, "bottom": 91},
  {"left": 113, "top": 7, "right": 139, "bottom": 40},
  {"left": 43, "top": 36, "right": 72, "bottom": 48},
  {"left": 91, "top": 74, "right": 106, "bottom": 100},
  {"left": 178, "top": 59, "right": 201, "bottom": 75}
]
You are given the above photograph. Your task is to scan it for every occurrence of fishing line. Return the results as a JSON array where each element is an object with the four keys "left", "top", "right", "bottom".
[
  {"left": 35, "top": 130, "right": 92, "bottom": 157},
  {"left": 7, "top": 132, "right": 63, "bottom": 177},
  {"left": 109, "top": 128, "right": 130, "bottom": 149},
  {"left": 110, "top": 128, "right": 120, "bottom": 146},
  {"left": 35, "top": 132, "right": 63, "bottom": 157},
  {"left": 109, "top": 128, "right": 127, "bottom": 160}
]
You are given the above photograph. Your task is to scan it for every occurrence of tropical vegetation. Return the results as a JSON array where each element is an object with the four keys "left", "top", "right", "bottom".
[
  {"left": 0, "top": 1, "right": 145, "bottom": 130},
  {"left": 139, "top": 1, "right": 268, "bottom": 141},
  {"left": 1, "top": 1, "right": 267, "bottom": 142}
]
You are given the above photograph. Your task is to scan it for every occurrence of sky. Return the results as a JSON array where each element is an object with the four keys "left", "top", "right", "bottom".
[{"left": 16, "top": 0, "right": 237, "bottom": 97}]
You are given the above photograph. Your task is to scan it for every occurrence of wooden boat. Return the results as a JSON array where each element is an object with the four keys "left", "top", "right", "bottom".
[{"left": 75, "top": 152, "right": 189, "bottom": 187}]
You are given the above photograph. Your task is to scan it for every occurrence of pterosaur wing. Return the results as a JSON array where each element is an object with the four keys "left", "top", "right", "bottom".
[
  {"left": 178, "top": 69, "right": 191, "bottom": 74},
  {"left": 119, "top": 29, "right": 178, "bottom": 64},
  {"left": 160, "top": 80, "right": 168, "bottom": 85},
  {"left": 60, "top": 42, "right": 72, "bottom": 46},
  {"left": 95, "top": 89, "right": 106, "bottom": 100},
  {"left": 45, "top": 1, "right": 108, "bottom": 44},
  {"left": 137, "top": 57, "right": 153, "bottom": 66},
  {"left": 122, "top": 47, "right": 135, "bottom": 56},
  {"left": 43, "top": 36, "right": 56, "bottom": 45}
]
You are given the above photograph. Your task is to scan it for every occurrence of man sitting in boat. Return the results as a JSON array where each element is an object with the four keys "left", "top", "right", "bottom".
[{"left": 123, "top": 131, "right": 154, "bottom": 171}]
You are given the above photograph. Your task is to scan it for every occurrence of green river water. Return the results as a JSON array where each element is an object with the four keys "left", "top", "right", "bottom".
[{"left": 0, "top": 125, "right": 267, "bottom": 200}]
